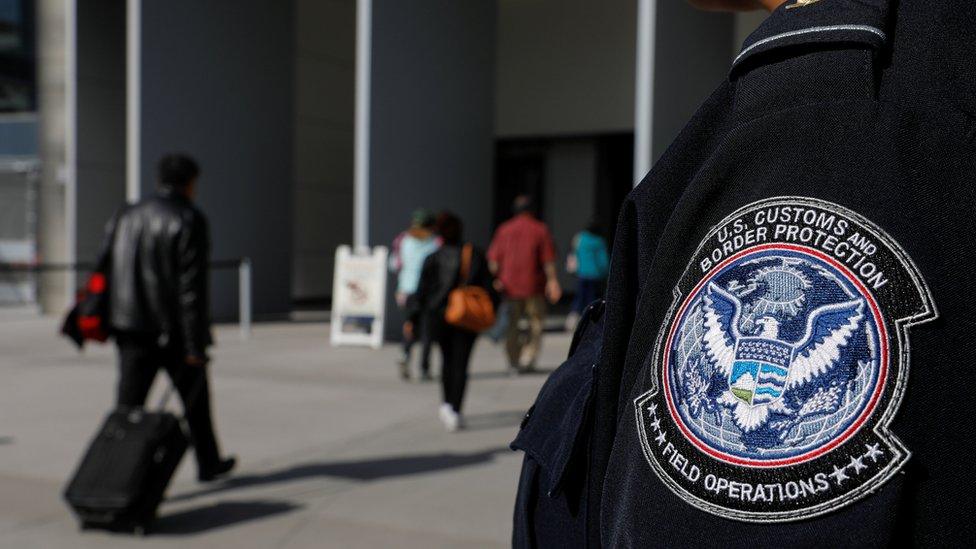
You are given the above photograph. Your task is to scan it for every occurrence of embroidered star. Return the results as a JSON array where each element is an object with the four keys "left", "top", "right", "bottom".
[
  {"left": 654, "top": 429, "right": 667, "bottom": 447},
  {"left": 647, "top": 403, "right": 658, "bottom": 416},
  {"left": 864, "top": 443, "right": 883, "bottom": 462},
  {"left": 829, "top": 464, "right": 849, "bottom": 485},
  {"left": 848, "top": 455, "right": 868, "bottom": 475},
  {"left": 650, "top": 417, "right": 662, "bottom": 432}
]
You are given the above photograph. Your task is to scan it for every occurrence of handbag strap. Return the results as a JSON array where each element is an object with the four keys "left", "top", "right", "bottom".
[{"left": 458, "top": 243, "right": 473, "bottom": 286}]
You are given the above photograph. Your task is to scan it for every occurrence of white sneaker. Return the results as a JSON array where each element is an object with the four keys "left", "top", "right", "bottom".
[
  {"left": 445, "top": 411, "right": 463, "bottom": 432},
  {"left": 439, "top": 403, "right": 453, "bottom": 426},
  {"left": 440, "top": 405, "right": 462, "bottom": 432}
]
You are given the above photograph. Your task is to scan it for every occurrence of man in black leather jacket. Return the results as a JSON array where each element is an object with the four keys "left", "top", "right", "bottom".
[{"left": 109, "top": 153, "right": 235, "bottom": 482}]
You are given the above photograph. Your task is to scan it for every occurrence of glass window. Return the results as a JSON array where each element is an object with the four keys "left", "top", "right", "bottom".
[{"left": 0, "top": 0, "right": 35, "bottom": 113}]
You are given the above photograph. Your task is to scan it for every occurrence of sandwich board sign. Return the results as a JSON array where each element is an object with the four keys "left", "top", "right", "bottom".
[{"left": 331, "top": 245, "right": 388, "bottom": 348}]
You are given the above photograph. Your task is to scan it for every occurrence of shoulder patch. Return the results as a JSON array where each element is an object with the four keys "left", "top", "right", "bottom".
[{"left": 634, "top": 196, "right": 936, "bottom": 522}]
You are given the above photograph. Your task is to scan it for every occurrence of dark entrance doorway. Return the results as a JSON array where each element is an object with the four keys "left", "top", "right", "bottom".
[
  {"left": 493, "top": 132, "right": 633, "bottom": 296},
  {"left": 493, "top": 141, "right": 547, "bottom": 228},
  {"left": 494, "top": 133, "right": 633, "bottom": 247}
]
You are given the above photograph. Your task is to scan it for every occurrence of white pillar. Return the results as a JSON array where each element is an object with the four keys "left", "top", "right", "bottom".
[
  {"left": 126, "top": 0, "right": 141, "bottom": 202},
  {"left": 633, "top": 0, "right": 656, "bottom": 186},
  {"left": 65, "top": 0, "right": 77, "bottom": 297},
  {"left": 353, "top": 0, "right": 373, "bottom": 250}
]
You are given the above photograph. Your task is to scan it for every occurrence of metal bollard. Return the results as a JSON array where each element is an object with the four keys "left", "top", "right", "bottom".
[{"left": 239, "top": 257, "right": 252, "bottom": 340}]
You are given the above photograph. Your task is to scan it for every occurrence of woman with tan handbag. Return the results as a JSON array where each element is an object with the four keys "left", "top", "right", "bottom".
[{"left": 404, "top": 211, "right": 497, "bottom": 431}]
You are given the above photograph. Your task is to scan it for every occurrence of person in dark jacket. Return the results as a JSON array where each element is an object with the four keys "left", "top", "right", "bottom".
[
  {"left": 404, "top": 211, "right": 495, "bottom": 431},
  {"left": 109, "top": 153, "right": 235, "bottom": 482}
]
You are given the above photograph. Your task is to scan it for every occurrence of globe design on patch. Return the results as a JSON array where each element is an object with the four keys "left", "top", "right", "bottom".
[{"left": 667, "top": 249, "right": 881, "bottom": 462}]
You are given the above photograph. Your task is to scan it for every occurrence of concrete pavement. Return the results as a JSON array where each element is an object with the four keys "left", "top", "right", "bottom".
[{"left": 0, "top": 315, "right": 567, "bottom": 548}]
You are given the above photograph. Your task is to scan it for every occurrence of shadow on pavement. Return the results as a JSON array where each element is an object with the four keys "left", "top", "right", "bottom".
[
  {"left": 169, "top": 446, "right": 511, "bottom": 503},
  {"left": 153, "top": 500, "right": 300, "bottom": 535},
  {"left": 469, "top": 367, "right": 555, "bottom": 380},
  {"left": 462, "top": 410, "right": 527, "bottom": 431}
]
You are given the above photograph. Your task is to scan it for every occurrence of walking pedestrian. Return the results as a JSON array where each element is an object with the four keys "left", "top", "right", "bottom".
[
  {"left": 108, "top": 153, "right": 235, "bottom": 482},
  {"left": 389, "top": 209, "right": 440, "bottom": 381},
  {"left": 564, "top": 220, "right": 609, "bottom": 330},
  {"left": 487, "top": 195, "right": 561, "bottom": 374},
  {"left": 405, "top": 211, "right": 495, "bottom": 431}
]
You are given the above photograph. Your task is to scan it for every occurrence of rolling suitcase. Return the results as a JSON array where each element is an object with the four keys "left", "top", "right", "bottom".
[{"left": 64, "top": 381, "right": 195, "bottom": 534}]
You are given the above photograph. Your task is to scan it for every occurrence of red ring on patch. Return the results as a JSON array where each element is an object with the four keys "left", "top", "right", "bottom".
[{"left": 662, "top": 243, "right": 889, "bottom": 468}]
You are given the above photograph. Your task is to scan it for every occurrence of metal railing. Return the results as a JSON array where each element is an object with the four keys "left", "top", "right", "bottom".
[
  {"left": 0, "top": 157, "right": 40, "bottom": 305},
  {"left": 0, "top": 258, "right": 252, "bottom": 340}
]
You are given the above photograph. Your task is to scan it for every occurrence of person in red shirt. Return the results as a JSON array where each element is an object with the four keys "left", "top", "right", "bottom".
[{"left": 487, "top": 195, "right": 562, "bottom": 373}]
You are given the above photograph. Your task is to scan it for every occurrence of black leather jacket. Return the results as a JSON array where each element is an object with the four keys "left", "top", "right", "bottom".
[{"left": 108, "top": 188, "right": 212, "bottom": 358}]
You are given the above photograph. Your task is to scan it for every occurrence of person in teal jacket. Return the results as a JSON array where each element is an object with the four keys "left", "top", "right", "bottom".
[{"left": 566, "top": 221, "right": 609, "bottom": 329}]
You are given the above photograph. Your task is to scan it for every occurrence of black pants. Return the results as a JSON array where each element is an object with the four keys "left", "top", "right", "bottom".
[
  {"left": 115, "top": 333, "right": 221, "bottom": 473},
  {"left": 403, "top": 311, "right": 434, "bottom": 374},
  {"left": 435, "top": 322, "right": 477, "bottom": 413}
]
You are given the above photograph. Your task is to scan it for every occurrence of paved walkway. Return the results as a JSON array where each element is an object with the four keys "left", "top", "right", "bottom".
[{"left": 0, "top": 314, "right": 566, "bottom": 548}]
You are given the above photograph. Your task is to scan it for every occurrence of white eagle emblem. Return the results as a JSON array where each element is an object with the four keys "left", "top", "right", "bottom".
[{"left": 701, "top": 282, "right": 864, "bottom": 433}]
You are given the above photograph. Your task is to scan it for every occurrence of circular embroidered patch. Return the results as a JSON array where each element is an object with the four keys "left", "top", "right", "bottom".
[{"left": 634, "top": 196, "right": 936, "bottom": 522}]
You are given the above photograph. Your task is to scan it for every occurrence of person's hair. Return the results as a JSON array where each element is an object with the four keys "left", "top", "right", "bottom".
[
  {"left": 434, "top": 211, "right": 463, "bottom": 245},
  {"left": 512, "top": 194, "right": 534, "bottom": 215},
  {"left": 158, "top": 153, "right": 200, "bottom": 189},
  {"left": 411, "top": 208, "right": 435, "bottom": 229}
]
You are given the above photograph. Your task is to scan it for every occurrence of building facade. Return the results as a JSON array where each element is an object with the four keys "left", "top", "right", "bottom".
[{"left": 4, "top": 0, "right": 759, "bottom": 321}]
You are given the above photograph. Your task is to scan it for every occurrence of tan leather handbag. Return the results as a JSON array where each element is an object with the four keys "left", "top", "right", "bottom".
[{"left": 445, "top": 244, "right": 496, "bottom": 333}]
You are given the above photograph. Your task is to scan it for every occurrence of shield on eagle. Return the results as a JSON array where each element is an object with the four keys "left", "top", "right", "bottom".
[{"left": 728, "top": 337, "right": 793, "bottom": 407}]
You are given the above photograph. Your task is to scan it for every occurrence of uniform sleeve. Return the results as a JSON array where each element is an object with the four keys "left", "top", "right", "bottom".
[
  {"left": 177, "top": 213, "right": 212, "bottom": 358},
  {"left": 587, "top": 199, "right": 640, "bottom": 541}
]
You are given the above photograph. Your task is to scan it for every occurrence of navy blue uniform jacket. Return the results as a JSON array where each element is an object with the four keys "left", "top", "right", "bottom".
[{"left": 514, "top": 1, "right": 976, "bottom": 547}]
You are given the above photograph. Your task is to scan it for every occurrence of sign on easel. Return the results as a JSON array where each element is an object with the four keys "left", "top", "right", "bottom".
[{"left": 330, "top": 245, "right": 388, "bottom": 349}]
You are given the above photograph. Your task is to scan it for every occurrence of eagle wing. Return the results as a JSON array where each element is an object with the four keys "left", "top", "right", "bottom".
[
  {"left": 785, "top": 299, "right": 864, "bottom": 390},
  {"left": 701, "top": 282, "right": 743, "bottom": 376}
]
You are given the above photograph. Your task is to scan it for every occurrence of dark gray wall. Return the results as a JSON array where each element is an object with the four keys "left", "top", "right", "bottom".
[
  {"left": 76, "top": 0, "right": 126, "bottom": 264},
  {"left": 140, "top": 0, "right": 294, "bottom": 318},
  {"left": 543, "top": 140, "right": 597, "bottom": 291},
  {"left": 652, "top": 3, "right": 733, "bottom": 160},
  {"left": 369, "top": 0, "right": 495, "bottom": 337},
  {"left": 496, "top": 0, "right": 636, "bottom": 137},
  {"left": 292, "top": 0, "right": 355, "bottom": 301}
]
